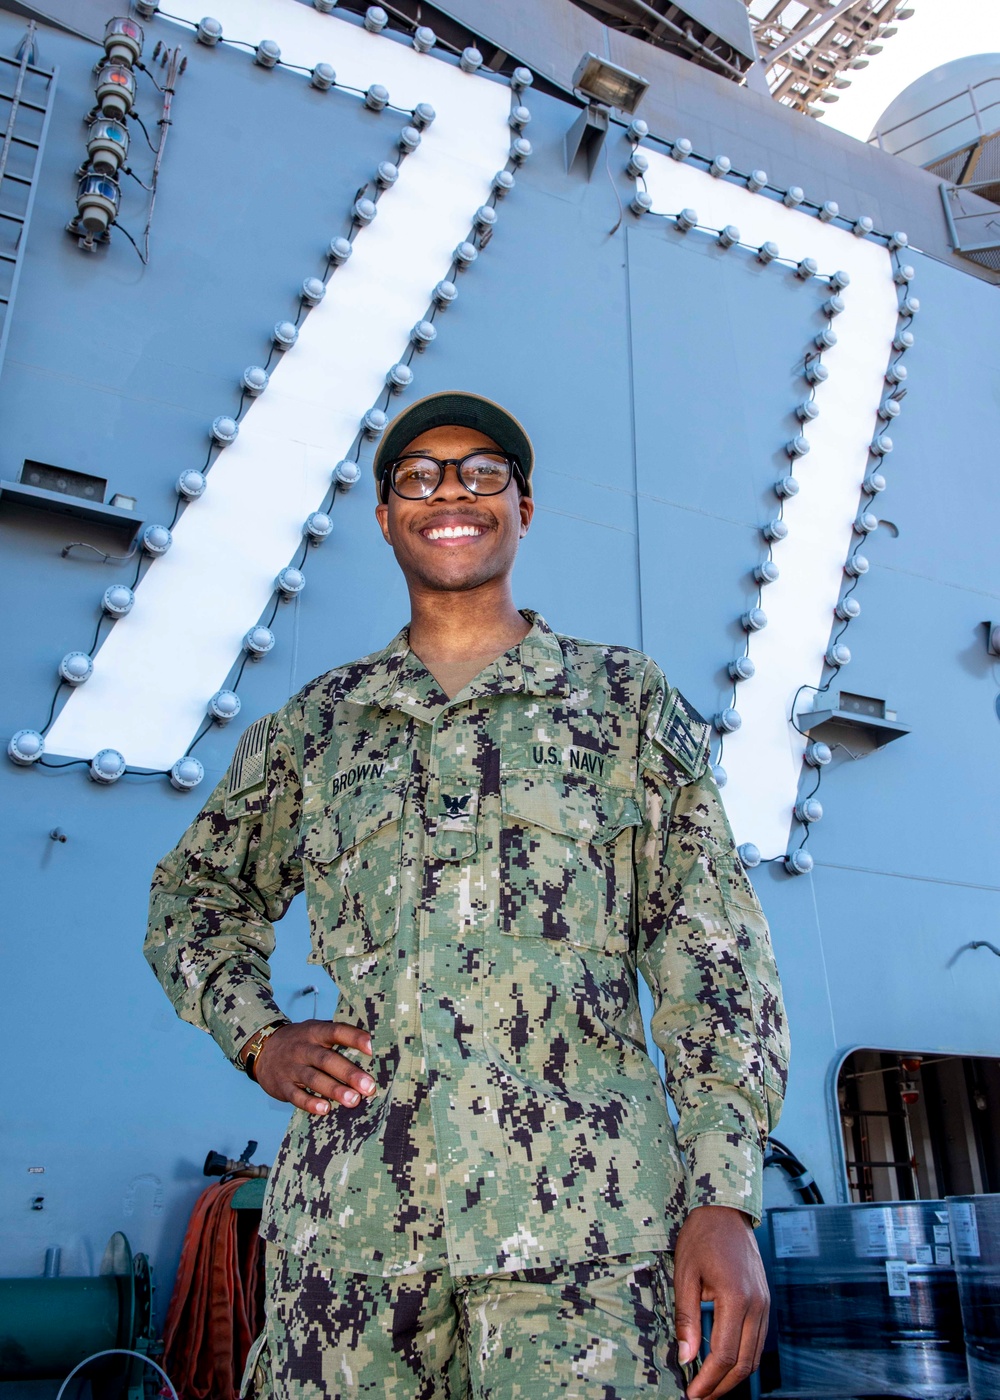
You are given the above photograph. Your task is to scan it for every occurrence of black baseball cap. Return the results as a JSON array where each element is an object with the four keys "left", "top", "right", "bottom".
[{"left": 373, "top": 391, "right": 534, "bottom": 501}]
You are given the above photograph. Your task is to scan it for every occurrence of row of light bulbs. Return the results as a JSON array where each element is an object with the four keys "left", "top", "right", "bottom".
[
  {"left": 12, "top": 73, "right": 426, "bottom": 782},
  {"left": 131, "top": 0, "right": 532, "bottom": 112},
  {"left": 758, "top": 241, "right": 917, "bottom": 874},
  {"left": 8, "top": 15, "right": 532, "bottom": 787},
  {"left": 620, "top": 125, "right": 917, "bottom": 875},
  {"left": 18, "top": 14, "right": 916, "bottom": 812},
  {"left": 626, "top": 120, "right": 904, "bottom": 244}
]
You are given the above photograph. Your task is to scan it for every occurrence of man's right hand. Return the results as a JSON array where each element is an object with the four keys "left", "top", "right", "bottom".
[{"left": 245, "top": 1020, "right": 376, "bottom": 1115}]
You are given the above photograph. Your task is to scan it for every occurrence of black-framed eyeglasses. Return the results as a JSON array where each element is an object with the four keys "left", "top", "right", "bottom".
[{"left": 385, "top": 451, "right": 522, "bottom": 501}]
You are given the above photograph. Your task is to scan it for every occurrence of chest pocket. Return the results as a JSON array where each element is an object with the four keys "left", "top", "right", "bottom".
[
  {"left": 499, "top": 773, "right": 642, "bottom": 956},
  {"left": 301, "top": 782, "right": 406, "bottom": 969}
]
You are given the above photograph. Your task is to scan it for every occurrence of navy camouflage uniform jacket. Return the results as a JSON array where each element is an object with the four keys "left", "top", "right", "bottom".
[{"left": 145, "top": 612, "right": 789, "bottom": 1277}]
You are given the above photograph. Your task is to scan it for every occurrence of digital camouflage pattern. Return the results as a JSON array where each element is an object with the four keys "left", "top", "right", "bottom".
[
  {"left": 241, "top": 1247, "right": 684, "bottom": 1399},
  {"left": 146, "top": 612, "right": 789, "bottom": 1278}
]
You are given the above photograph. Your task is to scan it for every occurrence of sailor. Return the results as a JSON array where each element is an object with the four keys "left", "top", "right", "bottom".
[{"left": 145, "top": 391, "right": 789, "bottom": 1399}]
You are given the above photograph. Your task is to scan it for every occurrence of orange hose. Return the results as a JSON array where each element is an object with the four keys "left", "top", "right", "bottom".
[{"left": 162, "top": 1179, "right": 263, "bottom": 1400}]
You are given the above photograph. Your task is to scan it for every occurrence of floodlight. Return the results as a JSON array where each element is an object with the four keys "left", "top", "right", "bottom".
[{"left": 571, "top": 53, "right": 648, "bottom": 114}]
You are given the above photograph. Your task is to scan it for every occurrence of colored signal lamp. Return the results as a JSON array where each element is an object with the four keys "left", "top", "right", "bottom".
[
  {"left": 86, "top": 118, "right": 129, "bottom": 176},
  {"left": 95, "top": 62, "right": 136, "bottom": 119},
  {"left": 103, "top": 17, "right": 143, "bottom": 66},
  {"left": 76, "top": 173, "right": 121, "bottom": 234}
]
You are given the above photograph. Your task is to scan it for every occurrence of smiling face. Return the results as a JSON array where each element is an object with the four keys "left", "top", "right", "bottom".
[{"left": 375, "top": 423, "right": 533, "bottom": 596}]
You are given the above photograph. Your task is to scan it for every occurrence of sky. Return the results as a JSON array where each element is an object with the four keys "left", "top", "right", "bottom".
[{"left": 813, "top": 0, "right": 1000, "bottom": 143}]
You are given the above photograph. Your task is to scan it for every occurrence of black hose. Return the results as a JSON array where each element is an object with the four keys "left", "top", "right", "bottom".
[{"left": 763, "top": 1136, "right": 825, "bottom": 1204}]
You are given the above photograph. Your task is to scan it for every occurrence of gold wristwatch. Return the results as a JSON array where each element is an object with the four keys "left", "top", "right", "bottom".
[{"left": 242, "top": 1020, "right": 289, "bottom": 1081}]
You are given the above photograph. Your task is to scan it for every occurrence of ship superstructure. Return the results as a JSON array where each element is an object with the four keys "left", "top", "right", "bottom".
[{"left": 0, "top": 0, "right": 997, "bottom": 1387}]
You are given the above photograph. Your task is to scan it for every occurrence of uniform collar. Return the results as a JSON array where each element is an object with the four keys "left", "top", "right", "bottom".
[
  {"left": 342, "top": 610, "right": 572, "bottom": 720},
  {"left": 517, "top": 611, "right": 574, "bottom": 698}
]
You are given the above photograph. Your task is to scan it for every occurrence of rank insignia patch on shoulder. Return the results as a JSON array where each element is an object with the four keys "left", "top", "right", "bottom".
[
  {"left": 654, "top": 688, "right": 711, "bottom": 783},
  {"left": 227, "top": 715, "right": 271, "bottom": 800}
]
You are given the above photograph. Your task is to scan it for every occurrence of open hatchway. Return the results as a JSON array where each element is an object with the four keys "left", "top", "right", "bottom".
[{"left": 838, "top": 1049, "right": 1000, "bottom": 1204}]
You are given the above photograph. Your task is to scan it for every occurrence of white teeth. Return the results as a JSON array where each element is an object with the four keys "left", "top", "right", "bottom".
[{"left": 425, "top": 524, "right": 483, "bottom": 540}]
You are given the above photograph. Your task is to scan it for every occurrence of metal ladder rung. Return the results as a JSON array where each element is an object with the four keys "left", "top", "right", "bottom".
[
  {"left": 0, "top": 23, "right": 55, "bottom": 380},
  {"left": 0, "top": 54, "right": 53, "bottom": 78},
  {"left": 0, "top": 94, "right": 49, "bottom": 115}
]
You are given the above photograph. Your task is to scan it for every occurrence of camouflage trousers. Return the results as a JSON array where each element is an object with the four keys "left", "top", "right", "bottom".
[{"left": 241, "top": 1246, "right": 686, "bottom": 1399}]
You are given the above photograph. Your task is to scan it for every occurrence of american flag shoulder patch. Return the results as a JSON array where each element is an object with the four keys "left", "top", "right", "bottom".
[
  {"left": 227, "top": 716, "right": 271, "bottom": 799},
  {"left": 656, "top": 688, "right": 710, "bottom": 782}
]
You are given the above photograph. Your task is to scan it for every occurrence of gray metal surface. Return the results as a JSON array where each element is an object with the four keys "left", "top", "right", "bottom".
[
  {"left": 5, "top": 0, "right": 996, "bottom": 278},
  {"left": 424, "top": 0, "right": 1000, "bottom": 280},
  {"left": 682, "top": 0, "right": 756, "bottom": 58},
  {"left": 0, "top": 0, "right": 997, "bottom": 1330},
  {"left": 548, "top": 0, "right": 756, "bottom": 68}
]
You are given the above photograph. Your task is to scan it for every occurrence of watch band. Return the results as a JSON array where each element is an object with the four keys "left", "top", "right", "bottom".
[{"left": 242, "top": 1020, "right": 289, "bottom": 1081}]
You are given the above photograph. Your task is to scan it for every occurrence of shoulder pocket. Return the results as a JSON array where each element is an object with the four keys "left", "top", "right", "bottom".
[{"left": 301, "top": 782, "right": 406, "bottom": 965}]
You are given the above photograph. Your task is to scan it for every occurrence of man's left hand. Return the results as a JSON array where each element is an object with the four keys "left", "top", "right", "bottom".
[{"left": 673, "top": 1204, "right": 769, "bottom": 1400}]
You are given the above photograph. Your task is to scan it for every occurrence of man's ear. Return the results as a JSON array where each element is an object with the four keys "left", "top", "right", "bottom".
[
  {"left": 518, "top": 495, "right": 534, "bottom": 538},
  {"left": 375, "top": 500, "right": 392, "bottom": 544}
]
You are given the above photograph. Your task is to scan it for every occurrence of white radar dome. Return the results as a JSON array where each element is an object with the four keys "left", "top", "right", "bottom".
[{"left": 870, "top": 54, "right": 1000, "bottom": 171}]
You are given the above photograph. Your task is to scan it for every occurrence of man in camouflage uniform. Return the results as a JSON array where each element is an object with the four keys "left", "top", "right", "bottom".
[{"left": 146, "top": 391, "right": 789, "bottom": 1399}]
